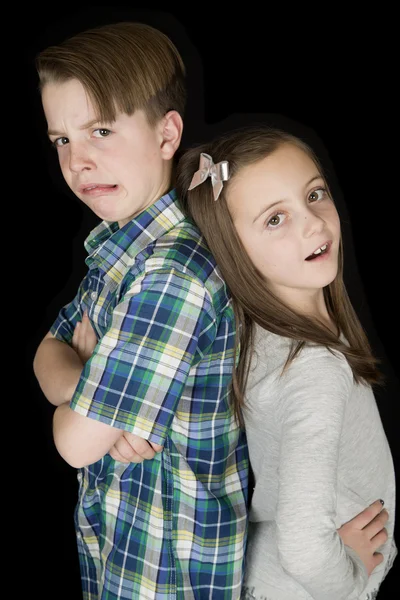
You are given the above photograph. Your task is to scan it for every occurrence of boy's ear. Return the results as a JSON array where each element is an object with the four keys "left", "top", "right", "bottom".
[{"left": 159, "top": 110, "right": 183, "bottom": 159}]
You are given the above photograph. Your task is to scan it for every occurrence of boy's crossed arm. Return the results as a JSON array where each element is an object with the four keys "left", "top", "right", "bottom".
[
  {"left": 52, "top": 404, "right": 162, "bottom": 468},
  {"left": 34, "top": 312, "right": 162, "bottom": 468}
]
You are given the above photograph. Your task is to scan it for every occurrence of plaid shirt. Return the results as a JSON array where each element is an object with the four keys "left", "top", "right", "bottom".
[{"left": 51, "top": 191, "right": 249, "bottom": 600}]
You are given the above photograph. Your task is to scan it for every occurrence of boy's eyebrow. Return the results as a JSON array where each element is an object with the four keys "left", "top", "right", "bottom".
[
  {"left": 47, "top": 119, "right": 102, "bottom": 136},
  {"left": 252, "top": 174, "right": 323, "bottom": 223}
]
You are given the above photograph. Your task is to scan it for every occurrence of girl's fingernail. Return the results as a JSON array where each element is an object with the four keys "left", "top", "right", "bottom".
[{"left": 379, "top": 499, "right": 385, "bottom": 505}]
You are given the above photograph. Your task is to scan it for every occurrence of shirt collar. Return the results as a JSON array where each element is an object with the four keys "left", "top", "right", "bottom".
[{"left": 84, "top": 189, "right": 184, "bottom": 279}]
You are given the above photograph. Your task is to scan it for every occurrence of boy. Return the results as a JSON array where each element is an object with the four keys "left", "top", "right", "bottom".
[{"left": 33, "top": 21, "right": 249, "bottom": 600}]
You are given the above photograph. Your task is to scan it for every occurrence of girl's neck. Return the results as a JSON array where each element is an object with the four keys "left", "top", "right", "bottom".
[{"left": 276, "top": 288, "right": 338, "bottom": 335}]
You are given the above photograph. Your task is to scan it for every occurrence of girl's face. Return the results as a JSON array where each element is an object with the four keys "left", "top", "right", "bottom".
[{"left": 227, "top": 143, "right": 341, "bottom": 313}]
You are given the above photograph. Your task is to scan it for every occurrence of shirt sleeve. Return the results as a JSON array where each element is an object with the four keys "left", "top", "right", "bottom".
[
  {"left": 69, "top": 267, "right": 215, "bottom": 445},
  {"left": 50, "top": 286, "right": 85, "bottom": 342},
  {"left": 274, "top": 347, "right": 369, "bottom": 600}
]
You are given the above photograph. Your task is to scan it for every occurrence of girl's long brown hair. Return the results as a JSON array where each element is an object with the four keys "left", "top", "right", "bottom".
[{"left": 176, "top": 126, "right": 381, "bottom": 426}]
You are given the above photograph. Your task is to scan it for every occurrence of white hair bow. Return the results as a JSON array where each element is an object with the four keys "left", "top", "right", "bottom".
[{"left": 188, "top": 153, "right": 229, "bottom": 201}]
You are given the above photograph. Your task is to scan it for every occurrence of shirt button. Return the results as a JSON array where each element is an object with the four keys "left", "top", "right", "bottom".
[{"left": 91, "top": 291, "right": 98, "bottom": 301}]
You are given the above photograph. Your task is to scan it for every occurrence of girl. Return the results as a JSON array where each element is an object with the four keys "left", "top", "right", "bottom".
[{"left": 176, "top": 126, "right": 397, "bottom": 599}]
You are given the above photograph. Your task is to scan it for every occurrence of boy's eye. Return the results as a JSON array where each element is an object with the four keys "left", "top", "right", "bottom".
[
  {"left": 52, "top": 136, "right": 69, "bottom": 148},
  {"left": 93, "top": 128, "right": 111, "bottom": 137}
]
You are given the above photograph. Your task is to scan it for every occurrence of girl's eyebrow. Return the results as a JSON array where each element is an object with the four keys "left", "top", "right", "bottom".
[
  {"left": 253, "top": 200, "right": 283, "bottom": 224},
  {"left": 306, "top": 174, "right": 324, "bottom": 186},
  {"left": 252, "top": 174, "right": 324, "bottom": 224}
]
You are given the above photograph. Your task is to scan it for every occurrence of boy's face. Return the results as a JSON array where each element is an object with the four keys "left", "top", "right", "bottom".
[{"left": 42, "top": 79, "right": 182, "bottom": 226}]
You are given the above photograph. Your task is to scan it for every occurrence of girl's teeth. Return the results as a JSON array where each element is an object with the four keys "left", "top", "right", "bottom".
[{"left": 313, "top": 244, "right": 327, "bottom": 255}]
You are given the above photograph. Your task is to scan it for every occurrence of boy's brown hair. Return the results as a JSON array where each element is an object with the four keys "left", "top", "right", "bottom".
[{"left": 36, "top": 21, "right": 186, "bottom": 126}]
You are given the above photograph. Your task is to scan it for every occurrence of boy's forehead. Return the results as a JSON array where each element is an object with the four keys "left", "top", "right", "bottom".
[
  {"left": 42, "top": 78, "right": 90, "bottom": 103},
  {"left": 42, "top": 81, "right": 151, "bottom": 137},
  {"left": 42, "top": 79, "right": 99, "bottom": 128}
]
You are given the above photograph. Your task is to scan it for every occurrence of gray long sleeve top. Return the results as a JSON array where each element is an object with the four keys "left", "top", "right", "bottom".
[{"left": 242, "top": 328, "right": 397, "bottom": 600}]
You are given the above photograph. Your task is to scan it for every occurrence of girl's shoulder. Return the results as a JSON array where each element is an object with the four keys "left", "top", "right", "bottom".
[
  {"left": 247, "top": 327, "right": 356, "bottom": 419},
  {"left": 251, "top": 325, "right": 353, "bottom": 383}
]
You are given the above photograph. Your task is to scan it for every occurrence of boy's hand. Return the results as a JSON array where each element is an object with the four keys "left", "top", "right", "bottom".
[
  {"left": 338, "top": 499, "right": 388, "bottom": 576},
  {"left": 109, "top": 433, "right": 163, "bottom": 463},
  {"left": 72, "top": 312, "right": 97, "bottom": 364}
]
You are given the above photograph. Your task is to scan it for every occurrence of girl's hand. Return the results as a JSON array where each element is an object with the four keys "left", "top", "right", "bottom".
[{"left": 338, "top": 499, "right": 388, "bottom": 576}]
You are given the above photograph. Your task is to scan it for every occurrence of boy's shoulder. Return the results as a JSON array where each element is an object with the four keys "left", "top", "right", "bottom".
[
  {"left": 92, "top": 193, "right": 232, "bottom": 314},
  {"left": 150, "top": 217, "right": 231, "bottom": 310},
  {"left": 160, "top": 216, "right": 214, "bottom": 266}
]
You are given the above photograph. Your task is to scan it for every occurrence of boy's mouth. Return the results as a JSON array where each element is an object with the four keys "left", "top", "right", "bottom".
[{"left": 78, "top": 183, "right": 118, "bottom": 194}]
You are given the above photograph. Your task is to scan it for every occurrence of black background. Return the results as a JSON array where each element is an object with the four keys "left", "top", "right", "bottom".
[{"left": 22, "top": 5, "right": 398, "bottom": 598}]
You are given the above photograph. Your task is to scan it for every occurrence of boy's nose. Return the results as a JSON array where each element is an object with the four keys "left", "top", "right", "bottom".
[{"left": 68, "top": 145, "right": 95, "bottom": 172}]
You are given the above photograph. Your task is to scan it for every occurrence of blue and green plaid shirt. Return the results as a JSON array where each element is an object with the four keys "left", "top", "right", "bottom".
[{"left": 51, "top": 191, "right": 249, "bottom": 599}]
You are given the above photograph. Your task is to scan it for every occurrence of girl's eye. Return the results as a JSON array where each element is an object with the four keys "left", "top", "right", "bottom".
[
  {"left": 309, "top": 187, "right": 327, "bottom": 202},
  {"left": 93, "top": 128, "right": 111, "bottom": 138},
  {"left": 52, "top": 137, "right": 69, "bottom": 148},
  {"left": 267, "top": 213, "right": 286, "bottom": 228}
]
